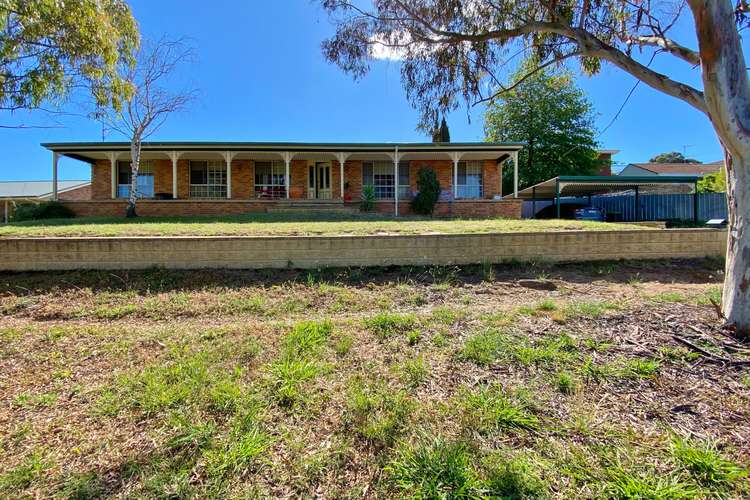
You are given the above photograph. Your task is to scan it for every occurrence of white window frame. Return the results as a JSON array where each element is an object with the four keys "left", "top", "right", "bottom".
[
  {"left": 254, "top": 160, "right": 286, "bottom": 199},
  {"left": 363, "top": 161, "right": 410, "bottom": 199},
  {"left": 189, "top": 160, "right": 227, "bottom": 199},
  {"left": 456, "top": 160, "right": 483, "bottom": 199},
  {"left": 117, "top": 160, "right": 154, "bottom": 199}
]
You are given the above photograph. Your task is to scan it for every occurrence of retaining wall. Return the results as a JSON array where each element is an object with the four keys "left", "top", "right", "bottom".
[{"left": 0, "top": 229, "right": 726, "bottom": 271}]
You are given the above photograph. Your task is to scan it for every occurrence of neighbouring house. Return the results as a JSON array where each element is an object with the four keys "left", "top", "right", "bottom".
[
  {"left": 618, "top": 160, "right": 723, "bottom": 177},
  {"left": 43, "top": 141, "right": 525, "bottom": 218},
  {"left": 1, "top": 180, "right": 91, "bottom": 223}
]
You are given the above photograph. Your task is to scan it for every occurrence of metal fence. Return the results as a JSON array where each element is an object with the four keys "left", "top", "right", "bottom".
[{"left": 524, "top": 192, "right": 728, "bottom": 221}]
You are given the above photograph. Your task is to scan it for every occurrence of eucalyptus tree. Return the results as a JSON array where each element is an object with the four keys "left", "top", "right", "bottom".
[
  {"left": 0, "top": 0, "right": 138, "bottom": 126},
  {"left": 97, "top": 38, "right": 196, "bottom": 218},
  {"left": 319, "top": 1, "right": 750, "bottom": 336}
]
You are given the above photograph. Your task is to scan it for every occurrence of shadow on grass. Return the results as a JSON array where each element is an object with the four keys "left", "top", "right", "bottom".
[{"left": 0, "top": 258, "right": 724, "bottom": 295}]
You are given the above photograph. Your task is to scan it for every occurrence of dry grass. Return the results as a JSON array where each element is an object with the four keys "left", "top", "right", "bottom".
[
  {"left": 1, "top": 258, "right": 748, "bottom": 498},
  {"left": 0, "top": 212, "right": 648, "bottom": 237}
]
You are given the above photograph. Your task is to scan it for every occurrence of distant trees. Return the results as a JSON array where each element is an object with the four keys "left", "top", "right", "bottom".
[
  {"left": 429, "top": 114, "right": 450, "bottom": 143},
  {"left": 0, "top": 0, "right": 138, "bottom": 126},
  {"left": 96, "top": 38, "right": 196, "bottom": 217},
  {"left": 484, "top": 61, "right": 600, "bottom": 192},
  {"left": 697, "top": 170, "right": 727, "bottom": 194},
  {"left": 650, "top": 152, "right": 701, "bottom": 164}
]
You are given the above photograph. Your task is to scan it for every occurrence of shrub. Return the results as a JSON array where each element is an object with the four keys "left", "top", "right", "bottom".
[
  {"left": 12, "top": 201, "right": 75, "bottom": 221},
  {"left": 360, "top": 185, "right": 376, "bottom": 212},
  {"left": 410, "top": 168, "right": 441, "bottom": 215}
]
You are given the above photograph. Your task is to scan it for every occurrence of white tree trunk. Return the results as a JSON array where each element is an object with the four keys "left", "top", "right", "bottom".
[
  {"left": 127, "top": 136, "right": 141, "bottom": 218},
  {"left": 689, "top": 0, "right": 750, "bottom": 336},
  {"left": 721, "top": 152, "right": 750, "bottom": 335}
]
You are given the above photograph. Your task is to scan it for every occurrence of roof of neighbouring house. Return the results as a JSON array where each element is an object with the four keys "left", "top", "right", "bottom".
[
  {"left": 0, "top": 180, "right": 90, "bottom": 199},
  {"left": 623, "top": 161, "right": 723, "bottom": 176}
]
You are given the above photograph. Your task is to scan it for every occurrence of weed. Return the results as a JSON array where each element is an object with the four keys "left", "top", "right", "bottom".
[
  {"left": 13, "top": 391, "right": 58, "bottom": 408},
  {"left": 457, "top": 384, "right": 539, "bottom": 433},
  {"left": 282, "top": 319, "right": 333, "bottom": 358},
  {"left": 458, "top": 328, "right": 510, "bottom": 366},
  {"left": 334, "top": 334, "right": 353, "bottom": 357},
  {"left": 222, "top": 293, "right": 266, "bottom": 315},
  {"left": 431, "top": 306, "right": 464, "bottom": 325},
  {"left": 98, "top": 351, "right": 245, "bottom": 417},
  {"left": 343, "top": 378, "right": 413, "bottom": 447},
  {"left": 59, "top": 472, "right": 103, "bottom": 499},
  {"left": 267, "top": 357, "right": 323, "bottom": 407},
  {"left": 565, "top": 300, "right": 620, "bottom": 319},
  {"left": 649, "top": 292, "right": 689, "bottom": 304},
  {"left": 386, "top": 436, "right": 483, "bottom": 498},
  {"left": 672, "top": 437, "right": 747, "bottom": 488},
  {"left": 0, "top": 451, "right": 49, "bottom": 492},
  {"left": 364, "top": 312, "right": 417, "bottom": 339},
  {"left": 603, "top": 466, "right": 697, "bottom": 499},
  {"left": 658, "top": 346, "right": 700, "bottom": 363},
  {"left": 204, "top": 425, "right": 270, "bottom": 480},
  {"left": 406, "top": 329, "right": 421, "bottom": 346},
  {"left": 397, "top": 355, "right": 429, "bottom": 388},
  {"left": 482, "top": 261, "right": 496, "bottom": 282},
  {"left": 483, "top": 454, "right": 550, "bottom": 499},
  {"left": 556, "top": 371, "right": 578, "bottom": 395},
  {"left": 696, "top": 286, "right": 722, "bottom": 306},
  {"left": 621, "top": 358, "right": 660, "bottom": 378}
]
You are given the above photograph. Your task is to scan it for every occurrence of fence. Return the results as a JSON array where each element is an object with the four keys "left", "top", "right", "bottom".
[{"left": 524, "top": 192, "right": 727, "bottom": 221}]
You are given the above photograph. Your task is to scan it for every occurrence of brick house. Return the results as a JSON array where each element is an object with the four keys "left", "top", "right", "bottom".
[
  {"left": 1, "top": 180, "right": 90, "bottom": 223},
  {"left": 44, "top": 141, "right": 524, "bottom": 218}
]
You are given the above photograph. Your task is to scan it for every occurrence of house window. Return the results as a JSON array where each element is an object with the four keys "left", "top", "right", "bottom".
[
  {"left": 189, "top": 160, "right": 227, "bottom": 198},
  {"left": 456, "top": 161, "right": 483, "bottom": 199},
  {"left": 117, "top": 160, "right": 154, "bottom": 198},
  {"left": 254, "top": 160, "right": 286, "bottom": 199},
  {"left": 362, "top": 161, "right": 410, "bottom": 199}
]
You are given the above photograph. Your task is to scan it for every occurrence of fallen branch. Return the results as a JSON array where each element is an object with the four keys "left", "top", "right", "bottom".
[{"left": 672, "top": 334, "right": 750, "bottom": 366}]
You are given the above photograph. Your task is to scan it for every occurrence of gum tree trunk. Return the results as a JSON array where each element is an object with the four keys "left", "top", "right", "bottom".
[
  {"left": 690, "top": 0, "right": 750, "bottom": 336},
  {"left": 126, "top": 136, "right": 142, "bottom": 218}
]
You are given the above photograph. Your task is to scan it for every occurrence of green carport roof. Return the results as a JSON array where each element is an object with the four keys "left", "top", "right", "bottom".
[{"left": 509, "top": 175, "right": 702, "bottom": 200}]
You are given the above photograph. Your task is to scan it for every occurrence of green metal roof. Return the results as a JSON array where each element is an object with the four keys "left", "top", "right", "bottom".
[
  {"left": 42, "top": 140, "right": 525, "bottom": 151},
  {"left": 511, "top": 175, "right": 701, "bottom": 200}
]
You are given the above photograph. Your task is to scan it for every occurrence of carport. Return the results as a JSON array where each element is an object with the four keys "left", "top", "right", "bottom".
[{"left": 510, "top": 175, "right": 702, "bottom": 222}]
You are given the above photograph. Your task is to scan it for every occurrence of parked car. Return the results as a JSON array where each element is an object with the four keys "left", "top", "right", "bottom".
[
  {"left": 574, "top": 206, "right": 606, "bottom": 222},
  {"left": 535, "top": 202, "right": 587, "bottom": 219}
]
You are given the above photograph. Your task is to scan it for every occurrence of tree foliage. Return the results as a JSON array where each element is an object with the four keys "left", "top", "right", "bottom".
[
  {"left": 484, "top": 61, "right": 600, "bottom": 191},
  {"left": 0, "top": 0, "right": 139, "bottom": 123},
  {"left": 649, "top": 152, "right": 701, "bottom": 164},
  {"left": 697, "top": 169, "right": 726, "bottom": 194}
]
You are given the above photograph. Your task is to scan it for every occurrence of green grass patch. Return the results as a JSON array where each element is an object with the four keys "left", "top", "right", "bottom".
[
  {"left": 385, "top": 436, "right": 484, "bottom": 498},
  {"left": 364, "top": 312, "right": 417, "bottom": 339},
  {"left": 457, "top": 383, "right": 539, "bottom": 433},
  {"left": 98, "top": 350, "right": 247, "bottom": 417},
  {"left": 343, "top": 377, "right": 414, "bottom": 448},
  {"left": 672, "top": 437, "right": 747, "bottom": 489}
]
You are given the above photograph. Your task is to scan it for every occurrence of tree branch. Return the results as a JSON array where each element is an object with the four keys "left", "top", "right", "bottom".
[{"left": 626, "top": 35, "right": 700, "bottom": 65}]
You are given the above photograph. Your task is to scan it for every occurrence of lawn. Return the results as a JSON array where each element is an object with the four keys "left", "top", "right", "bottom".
[
  {"left": 1, "top": 260, "right": 748, "bottom": 498},
  {"left": 0, "top": 212, "right": 649, "bottom": 237}
]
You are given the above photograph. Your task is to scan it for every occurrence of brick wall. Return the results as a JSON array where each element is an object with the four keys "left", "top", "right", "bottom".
[
  {"left": 0, "top": 229, "right": 727, "bottom": 271},
  {"left": 92, "top": 160, "right": 111, "bottom": 199},
  {"left": 61, "top": 200, "right": 271, "bottom": 217},
  {"left": 84, "top": 158, "right": 514, "bottom": 217},
  {"left": 371, "top": 199, "right": 522, "bottom": 218},
  {"left": 58, "top": 184, "right": 91, "bottom": 201}
]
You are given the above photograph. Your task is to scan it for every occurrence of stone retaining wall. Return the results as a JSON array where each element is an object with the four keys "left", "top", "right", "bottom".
[{"left": 0, "top": 229, "right": 726, "bottom": 271}]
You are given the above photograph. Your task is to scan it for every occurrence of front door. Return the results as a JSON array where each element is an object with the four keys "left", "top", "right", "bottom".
[{"left": 308, "top": 162, "right": 332, "bottom": 199}]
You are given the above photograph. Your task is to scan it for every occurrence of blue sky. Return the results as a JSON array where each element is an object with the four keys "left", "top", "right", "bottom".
[{"left": 2, "top": 1, "right": 730, "bottom": 181}]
